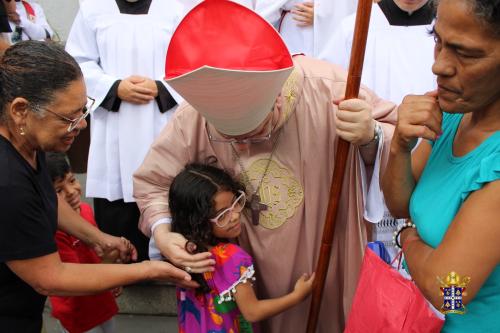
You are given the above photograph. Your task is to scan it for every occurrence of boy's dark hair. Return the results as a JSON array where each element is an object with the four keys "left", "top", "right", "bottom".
[
  {"left": 45, "top": 152, "right": 71, "bottom": 182},
  {"left": 169, "top": 161, "right": 245, "bottom": 293}
]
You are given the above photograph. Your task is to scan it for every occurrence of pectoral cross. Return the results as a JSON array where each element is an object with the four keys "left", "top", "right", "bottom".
[{"left": 249, "top": 194, "right": 268, "bottom": 226}]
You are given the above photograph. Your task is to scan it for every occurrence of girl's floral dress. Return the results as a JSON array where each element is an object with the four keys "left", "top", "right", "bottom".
[{"left": 177, "top": 243, "right": 257, "bottom": 333}]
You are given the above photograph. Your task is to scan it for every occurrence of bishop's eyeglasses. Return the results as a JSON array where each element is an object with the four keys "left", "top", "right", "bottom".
[{"left": 206, "top": 121, "right": 273, "bottom": 145}]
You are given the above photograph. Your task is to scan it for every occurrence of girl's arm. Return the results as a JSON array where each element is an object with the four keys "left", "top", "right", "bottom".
[
  {"left": 234, "top": 273, "right": 314, "bottom": 323},
  {"left": 401, "top": 180, "right": 500, "bottom": 309},
  {"left": 7, "top": 252, "right": 197, "bottom": 296}
]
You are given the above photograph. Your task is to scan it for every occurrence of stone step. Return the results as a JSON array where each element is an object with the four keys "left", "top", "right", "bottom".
[
  {"left": 117, "top": 282, "right": 178, "bottom": 316},
  {"left": 43, "top": 283, "right": 179, "bottom": 333},
  {"left": 43, "top": 312, "right": 178, "bottom": 333}
]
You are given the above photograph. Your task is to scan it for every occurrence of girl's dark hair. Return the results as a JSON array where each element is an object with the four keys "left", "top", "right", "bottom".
[
  {"left": 170, "top": 162, "right": 245, "bottom": 247},
  {"left": 169, "top": 161, "right": 245, "bottom": 293},
  {"left": 0, "top": 41, "right": 82, "bottom": 123},
  {"left": 45, "top": 152, "right": 72, "bottom": 183}
]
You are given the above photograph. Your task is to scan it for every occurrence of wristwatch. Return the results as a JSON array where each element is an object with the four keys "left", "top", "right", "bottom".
[{"left": 360, "top": 121, "right": 382, "bottom": 147}]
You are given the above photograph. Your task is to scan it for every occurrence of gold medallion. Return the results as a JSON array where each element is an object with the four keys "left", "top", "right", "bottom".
[{"left": 245, "top": 159, "right": 303, "bottom": 229}]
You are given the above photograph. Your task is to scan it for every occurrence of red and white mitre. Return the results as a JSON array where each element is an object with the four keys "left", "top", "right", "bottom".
[{"left": 165, "top": 0, "right": 293, "bottom": 135}]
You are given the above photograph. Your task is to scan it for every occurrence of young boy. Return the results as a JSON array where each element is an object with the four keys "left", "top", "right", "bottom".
[{"left": 46, "top": 152, "right": 119, "bottom": 333}]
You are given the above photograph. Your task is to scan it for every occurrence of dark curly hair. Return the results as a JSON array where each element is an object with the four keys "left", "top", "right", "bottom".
[
  {"left": 169, "top": 161, "right": 245, "bottom": 293},
  {"left": 432, "top": 0, "right": 500, "bottom": 37},
  {"left": 0, "top": 41, "right": 82, "bottom": 123}
]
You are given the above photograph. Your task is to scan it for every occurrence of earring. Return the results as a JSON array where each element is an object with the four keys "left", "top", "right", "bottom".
[{"left": 19, "top": 127, "right": 25, "bottom": 136}]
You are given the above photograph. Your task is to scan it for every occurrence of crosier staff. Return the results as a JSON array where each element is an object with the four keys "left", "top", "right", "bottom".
[{"left": 306, "top": 0, "right": 373, "bottom": 331}]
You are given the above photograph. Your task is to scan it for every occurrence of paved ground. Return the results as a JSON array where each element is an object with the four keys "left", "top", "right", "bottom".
[{"left": 43, "top": 310, "right": 179, "bottom": 333}]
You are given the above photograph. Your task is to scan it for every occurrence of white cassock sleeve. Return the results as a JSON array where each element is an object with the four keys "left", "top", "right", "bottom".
[
  {"left": 358, "top": 130, "right": 386, "bottom": 223},
  {"left": 65, "top": 10, "right": 117, "bottom": 109},
  {"left": 314, "top": 0, "right": 357, "bottom": 58},
  {"left": 254, "top": 0, "right": 288, "bottom": 27},
  {"left": 320, "top": 15, "right": 354, "bottom": 69}
]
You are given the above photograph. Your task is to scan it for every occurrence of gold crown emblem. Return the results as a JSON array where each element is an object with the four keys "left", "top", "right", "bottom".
[{"left": 438, "top": 271, "right": 471, "bottom": 288}]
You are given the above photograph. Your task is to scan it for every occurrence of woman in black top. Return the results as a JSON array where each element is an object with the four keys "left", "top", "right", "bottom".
[{"left": 0, "top": 41, "right": 195, "bottom": 333}]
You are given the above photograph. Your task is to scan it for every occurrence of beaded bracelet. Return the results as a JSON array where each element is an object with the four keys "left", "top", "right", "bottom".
[
  {"left": 392, "top": 221, "right": 416, "bottom": 249},
  {"left": 402, "top": 235, "right": 420, "bottom": 253}
]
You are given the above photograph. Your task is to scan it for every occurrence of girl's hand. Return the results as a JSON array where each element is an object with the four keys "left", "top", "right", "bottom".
[
  {"left": 293, "top": 272, "right": 315, "bottom": 300},
  {"left": 393, "top": 91, "right": 443, "bottom": 153},
  {"left": 291, "top": 2, "right": 314, "bottom": 27}
]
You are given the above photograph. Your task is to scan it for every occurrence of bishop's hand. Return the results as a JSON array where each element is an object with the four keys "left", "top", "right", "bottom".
[
  {"left": 334, "top": 97, "right": 376, "bottom": 146},
  {"left": 152, "top": 224, "right": 215, "bottom": 275}
]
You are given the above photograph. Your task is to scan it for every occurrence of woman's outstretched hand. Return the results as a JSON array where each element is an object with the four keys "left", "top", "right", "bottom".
[{"left": 141, "top": 260, "right": 199, "bottom": 289}]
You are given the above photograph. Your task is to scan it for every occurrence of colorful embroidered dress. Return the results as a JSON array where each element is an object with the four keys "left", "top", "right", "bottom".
[{"left": 177, "top": 243, "right": 256, "bottom": 333}]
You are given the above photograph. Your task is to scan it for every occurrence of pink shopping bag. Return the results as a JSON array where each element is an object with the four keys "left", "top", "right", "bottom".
[{"left": 344, "top": 247, "right": 444, "bottom": 333}]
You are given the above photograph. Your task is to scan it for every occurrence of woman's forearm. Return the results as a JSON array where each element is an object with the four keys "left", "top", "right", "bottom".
[
  {"left": 402, "top": 238, "right": 442, "bottom": 308},
  {"left": 58, "top": 198, "right": 137, "bottom": 262},
  {"left": 382, "top": 147, "right": 415, "bottom": 218},
  {"left": 8, "top": 253, "right": 194, "bottom": 297},
  {"left": 38, "top": 261, "right": 151, "bottom": 296},
  {"left": 57, "top": 197, "right": 100, "bottom": 245}
]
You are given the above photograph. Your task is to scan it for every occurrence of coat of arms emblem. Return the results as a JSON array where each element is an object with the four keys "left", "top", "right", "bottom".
[{"left": 438, "top": 271, "right": 471, "bottom": 315}]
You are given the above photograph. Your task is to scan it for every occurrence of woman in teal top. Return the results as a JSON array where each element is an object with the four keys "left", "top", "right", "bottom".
[{"left": 382, "top": 0, "right": 500, "bottom": 332}]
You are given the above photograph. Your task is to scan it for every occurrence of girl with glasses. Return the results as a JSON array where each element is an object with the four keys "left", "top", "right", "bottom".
[{"left": 169, "top": 162, "right": 315, "bottom": 332}]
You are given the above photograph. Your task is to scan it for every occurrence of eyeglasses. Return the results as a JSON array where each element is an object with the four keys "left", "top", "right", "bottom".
[
  {"left": 210, "top": 191, "right": 246, "bottom": 228},
  {"left": 44, "top": 96, "right": 95, "bottom": 132},
  {"left": 206, "top": 120, "right": 272, "bottom": 144}
]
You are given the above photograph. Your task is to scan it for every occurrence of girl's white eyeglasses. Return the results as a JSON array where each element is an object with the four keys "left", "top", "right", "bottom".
[{"left": 210, "top": 191, "right": 246, "bottom": 228}]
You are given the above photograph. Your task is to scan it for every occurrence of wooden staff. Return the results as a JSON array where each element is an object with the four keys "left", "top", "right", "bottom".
[{"left": 306, "top": 0, "right": 373, "bottom": 332}]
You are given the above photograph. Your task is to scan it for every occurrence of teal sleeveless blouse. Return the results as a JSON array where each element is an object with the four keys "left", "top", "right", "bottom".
[{"left": 410, "top": 113, "right": 500, "bottom": 332}]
